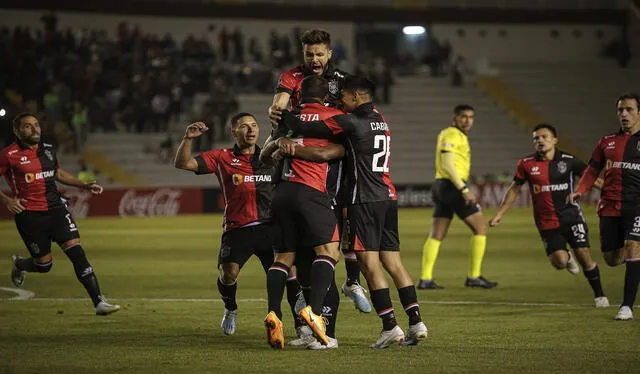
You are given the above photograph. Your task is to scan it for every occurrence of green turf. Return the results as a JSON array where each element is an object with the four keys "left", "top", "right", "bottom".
[{"left": 0, "top": 207, "right": 638, "bottom": 373}]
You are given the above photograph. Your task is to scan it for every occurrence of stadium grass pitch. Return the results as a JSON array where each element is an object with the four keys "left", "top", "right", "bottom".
[{"left": 1, "top": 207, "right": 638, "bottom": 373}]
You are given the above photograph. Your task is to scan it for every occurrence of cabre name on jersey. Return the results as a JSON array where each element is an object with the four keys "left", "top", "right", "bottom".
[
  {"left": 370, "top": 122, "right": 389, "bottom": 131},
  {"left": 532, "top": 183, "right": 569, "bottom": 193},
  {"left": 25, "top": 170, "right": 56, "bottom": 183}
]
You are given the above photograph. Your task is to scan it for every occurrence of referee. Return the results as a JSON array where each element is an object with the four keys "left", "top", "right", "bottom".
[{"left": 418, "top": 105, "right": 497, "bottom": 289}]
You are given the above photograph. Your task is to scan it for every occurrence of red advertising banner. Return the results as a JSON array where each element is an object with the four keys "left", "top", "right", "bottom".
[{"left": 0, "top": 187, "right": 203, "bottom": 219}]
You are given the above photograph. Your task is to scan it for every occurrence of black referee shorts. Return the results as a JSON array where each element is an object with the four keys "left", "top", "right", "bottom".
[
  {"left": 348, "top": 200, "right": 399, "bottom": 252},
  {"left": 431, "top": 179, "right": 480, "bottom": 220},
  {"left": 14, "top": 207, "right": 80, "bottom": 258},
  {"left": 271, "top": 182, "right": 339, "bottom": 253}
]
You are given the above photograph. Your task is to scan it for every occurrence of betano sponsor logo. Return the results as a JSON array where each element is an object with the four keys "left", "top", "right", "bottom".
[
  {"left": 25, "top": 170, "right": 55, "bottom": 183},
  {"left": 532, "top": 183, "right": 569, "bottom": 194},
  {"left": 606, "top": 160, "right": 640, "bottom": 171},
  {"left": 231, "top": 174, "right": 271, "bottom": 185}
]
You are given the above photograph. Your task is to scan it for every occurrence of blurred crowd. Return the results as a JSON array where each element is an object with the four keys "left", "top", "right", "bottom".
[{"left": 0, "top": 13, "right": 352, "bottom": 153}]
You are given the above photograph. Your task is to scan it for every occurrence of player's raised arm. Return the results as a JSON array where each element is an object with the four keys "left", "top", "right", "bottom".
[
  {"left": 268, "top": 92, "right": 291, "bottom": 127},
  {"left": 174, "top": 122, "right": 208, "bottom": 172}
]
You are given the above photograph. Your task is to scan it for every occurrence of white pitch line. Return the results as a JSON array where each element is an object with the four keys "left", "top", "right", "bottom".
[
  {"left": 0, "top": 287, "right": 36, "bottom": 300},
  {"left": 0, "top": 294, "right": 596, "bottom": 308}
]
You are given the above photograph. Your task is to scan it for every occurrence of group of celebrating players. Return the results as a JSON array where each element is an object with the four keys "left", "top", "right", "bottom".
[{"left": 2, "top": 27, "right": 639, "bottom": 350}]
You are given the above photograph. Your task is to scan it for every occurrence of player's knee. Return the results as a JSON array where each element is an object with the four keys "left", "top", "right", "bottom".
[
  {"left": 219, "top": 263, "right": 240, "bottom": 283},
  {"left": 549, "top": 251, "right": 567, "bottom": 269},
  {"left": 471, "top": 221, "right": 488, "bottom": 236},
  {"left": 603, "top": 251, "right": 624, "bottom": 267},
  {"left": 625, "top": 241, "right": 640, "bottom": 258}
]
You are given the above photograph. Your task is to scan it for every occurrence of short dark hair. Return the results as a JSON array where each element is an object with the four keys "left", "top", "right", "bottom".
[
  {"left": 533, "top": 123, "right": 558, "bottom": 137},
  {"left": 616, "top": 93, "right": 640, "bottom": 110},
  {"left": 300, "top": 29, "right": 331, "bottom": 47},
  {"left": 300, "top": 75, "right": 328, "bottom": 101},
  {"left": 454, "top": 105, "right": 474, "bottom": 115},
  {"left": 12, "top": 112, "right": 37, "bottom": 130},
  {"left": 342, "top": 75, "right": 375, "bottom": 96},
  {"left": 229, "top": 112, "right": 256, "bottom": 129}
]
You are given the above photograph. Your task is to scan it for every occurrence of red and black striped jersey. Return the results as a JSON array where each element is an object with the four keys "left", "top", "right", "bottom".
[
  {"left": 281, "top": 102, "right": 345, "bottom": 193},
  {"left": 0, "top": 141, "right": 62, "bottom": 211},
  {"left": 281, "top": 102, "right": 396, "bottom": 204},
  {"left": 578, "top": 131, "right": 640, "bottom": 215},
  {"left": 514, "top": 150, "right": 586, "bottom": 231},
  {"left": 194, "top": 145, "right": 273, "bottom": 232},
  {"left": 276, "top": 64, "right": 350, "bottom": 108}
]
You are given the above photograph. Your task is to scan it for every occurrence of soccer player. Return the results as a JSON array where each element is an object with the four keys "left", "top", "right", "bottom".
[
  {"left": 489, "top": 124, "right": 609, "bottom": 307},
  {"left": 418, "top": 105, "right": 497, "bottom": 290},
  {"left": 262, "top": 76, "right": 346, "bottom": 349},
  {"left": 569, "top": 93, "right": 640, "bottom": 321},
  {"left": 1, "top": 112, "right": 119, "bottom": 315},
  {"left": 279, "top": 75, "right": 428, "bottom": 349},
  {"left": 268, "top": 28, "right": 370, "bottom": 313},
  {"left": 173, "top": 113, "right": 302, "bottom": 335}
]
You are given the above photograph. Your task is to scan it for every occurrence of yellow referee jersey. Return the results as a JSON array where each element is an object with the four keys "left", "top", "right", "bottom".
[{"left": 435, "top": 126, "right": 471, "bottom": 181}]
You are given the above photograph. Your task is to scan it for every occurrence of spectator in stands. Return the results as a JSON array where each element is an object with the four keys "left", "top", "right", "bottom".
[
  {"left": 232, "top": 27, "right": 244, "bottom": 63},
  {"left": 219, "top": 27, "right": 230, "bottom": 61},
  {"left": 333, "top": 39, "right": 347, "bottom": 66},
  {"left": 370, "top": 57, "right": 394, "bottom": 105},
  {"left": 157, "top": 134, "right": 174, "bottom": 163},
  {"left": 150, "top": 91, "right": 171, "bottom": 132},
  {"left": 451, "top": 56, "right": 466, "bottom": 87},
  {"left": 71, "top": 101, "right": 89, "bottom": 153}
]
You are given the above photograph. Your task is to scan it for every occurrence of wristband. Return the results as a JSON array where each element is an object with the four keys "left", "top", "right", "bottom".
[{"left": 460, "top": 187, "right": 469, "bottom": 194}]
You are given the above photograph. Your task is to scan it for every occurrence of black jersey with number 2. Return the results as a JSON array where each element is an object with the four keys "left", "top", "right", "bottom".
[{"left": 281, "top": 102, "right": 396, "bottom": 204}]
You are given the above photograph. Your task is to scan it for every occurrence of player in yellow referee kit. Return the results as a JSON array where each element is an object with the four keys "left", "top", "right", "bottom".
[{"left": 418, "top": 105, "right": 498, "bottom": 289}]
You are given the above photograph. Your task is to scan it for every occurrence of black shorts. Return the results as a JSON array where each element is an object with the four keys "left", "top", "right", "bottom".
[
  {"left": 271, "top": 182, "right": 339, "bottom": 253},
  {"left": 348, "top": 200, "right": 399, "bottom": 252},
  {"left": 431, "top": 179, "right": 480, "bottom": 220},
  {"left": 539, "top": 221, "right": 590, "bottom": 255},
  {"left": 599, "top": 207, "right": 640, "bottom": 252},
  {"left": 219, "top": 223, "right": 274, "bottom": 270},
  {"left": 14, "top": 208, "right": 80, "bottom": 258}
]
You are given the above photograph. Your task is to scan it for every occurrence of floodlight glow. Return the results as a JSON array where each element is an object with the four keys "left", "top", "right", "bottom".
[
  {"left": 402, "top": 26, "right": 426, "bottom": 35},
  {"left": 0, "top": 109, "right": 5, "bottom": 117}
]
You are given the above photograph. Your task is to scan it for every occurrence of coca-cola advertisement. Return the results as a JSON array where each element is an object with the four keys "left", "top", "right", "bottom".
[{"left": 0, "top": 187, "right": 203, "bottom": 219}]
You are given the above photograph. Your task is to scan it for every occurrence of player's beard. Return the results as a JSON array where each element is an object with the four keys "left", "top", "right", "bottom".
[{"left": 20, "top": 133, "right": 40, "bottom": 146}]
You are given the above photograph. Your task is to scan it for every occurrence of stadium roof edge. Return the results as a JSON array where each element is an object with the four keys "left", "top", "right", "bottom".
[{"left": 0, "top": 0, "right": 626, "bottom": 24}]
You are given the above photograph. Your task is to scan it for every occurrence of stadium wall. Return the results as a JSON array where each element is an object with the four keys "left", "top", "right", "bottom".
[
  {"left": 431, "top": 24, "right": 621, "bottom": 62},
  {"left": 0, "top": 184, "right": 602, "bottom": 220}
]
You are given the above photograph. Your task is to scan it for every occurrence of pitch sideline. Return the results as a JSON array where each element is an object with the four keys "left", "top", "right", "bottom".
[{"left": 0, "top": 287, "right": 600, "bottom": 308}]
